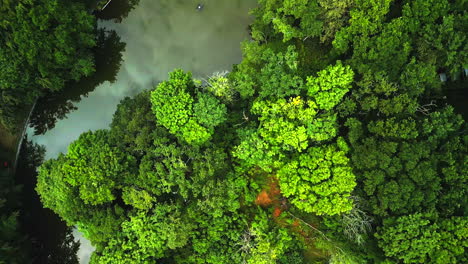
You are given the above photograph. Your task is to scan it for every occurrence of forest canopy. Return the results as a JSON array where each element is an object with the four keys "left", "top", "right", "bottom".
[
  {"left": 0, "top": 0, "right": 96, "bottom": 130},
  {"left": 22, "top": 0, "right": 468, "bottom": 263}
]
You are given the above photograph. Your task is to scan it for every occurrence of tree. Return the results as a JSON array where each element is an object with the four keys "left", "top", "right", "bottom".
[
  {"left": 15, "top": 138, "right": 81, "bottom": 264},
  {"left": 347, "top": 107, "right": 467, "bottom": 217},
  {"left": 278, "top": 141, "right": 356, "bottom": 215},
  {"left": 377, "top": 214, "right": 467, "bottom": 264},
  {"left": 250, "top": 0, "right": 323, "bottom": 42},
  {"left": 332, "top": 0, "right": 393, "bottom": 54},
  {"left": 193, "top": 93, "right": 227, "bottom": 129},
  {"left": 150, "top": 70, "right": 227, "bottom": 145},
  {"left": 205, "top": 71, "right": 236, "bottom": 103},
  {"left": 234, "top": 61, "right": 354, "bottom": 172},
  {"left": 62, "top": 130, "right": 137, "bottom": 205},
  {"left": 0, "top": 181, "right": 28, "bottom": 264},
  {"left": 36, "top": 131, "right": 133, "bottom": 247},
  {"left": 231, "top": 44, "right": 304, "bottom": 99},
  {"left": 306, "top": 61, "right": 354, "bottom": 111},
  {"left": 403, "top": 0, "right": 467, "bottom": 76},
  {"left": 110, "top": 90, "right": 157, "bottom": 157},
  {"left": 0, "top": 0, "right": 96, "bottom": 130},
  {"left": 243, "top": 210, "right": 303, "bottom": 264},
  {"left": 318, "top": 0, "right": 355, "bottom": 43},
  {"left": 311, "top": 0, "right": 468, "bottom": 261},
  {"left": 37, "top": 80, "right": 254, "bottom": 262},
  {"left": 29, "top": 29, "right": 126, "bottom": 135},
  {"left": 32, "top": 0, "right": 468, "bottom": 261},
  {"left": 107, "top": 204, "right": 194, "bottom": 261}
]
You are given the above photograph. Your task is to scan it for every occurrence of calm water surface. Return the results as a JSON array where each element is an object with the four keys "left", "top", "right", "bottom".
[{"left": 27, "top": 0, "right": 256, "bottom": 262}]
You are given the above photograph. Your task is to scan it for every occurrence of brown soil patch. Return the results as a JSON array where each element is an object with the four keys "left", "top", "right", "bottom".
[
  {"left": 255, "top": 190, "right": 272, "bottom": 206},
  {"left": 273, "top": 207, "right": 282, "bottom": 218},
  {"left": 292, "top": 219, "right": 300, "bottom": 227}
]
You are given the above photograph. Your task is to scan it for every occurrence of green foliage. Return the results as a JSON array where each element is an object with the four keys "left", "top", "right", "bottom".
[
  {"left": 253, "top": 97, "right": 314, "bottom": 151},
  {"left": 333, "top": 0, "right": 393, "bottom": 54},
  {"left": 150, "top": 70, "right": 227, "bottom": 145},
  {"left": 205, "top": 71, "right": 236, "bottom": 102},
  {"left": 377, "top": 214, "right": 467, "bottom": 264},
  {"left": 0, "top": 0, "right": 96, "bottom": 130},
  {"left": 278, "top": 142, "right": 356, "bottom": 215},
  {"left": 233, "top": 59, "right": 353, "bottom": 184},
  {"left": 233, "top": 128, "right": 280, "bottom": 172},
  {"left": 36, "top": 131, "right": 132, "bottom": 247},
  {"left": 38, "top": 83, "right": 254, "bottom": 261},
  {"left": 121, "top": 205, "right": 194, "bottom": 258},
  {"left": 237, "top": 210, "right": 304, "bottom": 264},
  {"left": 251, "top": 0, "right": 323, "bottom": 42},
  {"left": 136, "top": 139, "right": 189, "bottom": 197},
  {"left": 110, "top": 90, "right": 156, "bottom": 156},
  {"left": 179, "top": 207, "right": 247, "bottom": 263},
  {"left": 377, "top": 214, "right": 440, "bottom": 263},
  {"left": 150, "top": 70, "right": 195, "bottom": 136},
  {"left": 193, "top": 93, "right": 227, "bottom": 128},
  {"left": 403, "top": 0, "right": 467, "bottom": 76},
  {"left": 306, "top": 61, "right": 354, "bottom": 111},
  {"left": 333, "top": 0, "right": 466, "bottom": 85},
  {"left": 233, "top": 94, "right": 342, "bottom": 172},
  {"left": 64, "top": 130, "right": 136, "bottom": 205},
  {"left": 122, "top": 188, "right": 155, "bottom": 210},
  {"left": 309, "top": 0, "right": 468, "bottom": 262},
  {"left": 348, "top": 107, "right": 467, "bottom": 217},
  {"left": 0, "top": 159, "right": 24, "bottom": 264},
  {"left": 318, "top": 0, "right": 355, "bottom": 42},
  {"left": 367, "top": 117, "right": 418, "bottom": 139},
  {"left": 232, "top": 44, "right": 303, "bottom": 99},
  {"left": 33, "top": 0, "right": 468, "bottom": 262}
]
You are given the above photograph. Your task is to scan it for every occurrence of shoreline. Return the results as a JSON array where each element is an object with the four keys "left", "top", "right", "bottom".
[{"left": 0, "top": 101, "right": 36, "bottom": 175}]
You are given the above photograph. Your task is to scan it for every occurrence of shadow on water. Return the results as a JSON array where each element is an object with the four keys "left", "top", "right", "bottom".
[
  {"left": 27, "top": 0, "right": 257, "bottom": 261},
  {"left": 95, "top": 0, "right": 141, "bottom": 23},
  {"left": 15, "top": 138, "right": 80, "bottom": 264},
  {"left": 29, "top": 29, "right": 126, "bottom": 135},
  {"left": 445, "top": 88, "right": 468, "bottom": 120},
  {"left": 443, "top": 77, "right": 468, "bottom": 120}
]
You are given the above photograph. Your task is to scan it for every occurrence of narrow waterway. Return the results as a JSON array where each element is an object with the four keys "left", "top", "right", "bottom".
[{"left": 26, "top": 0, "right": 256, "bottom": 263}]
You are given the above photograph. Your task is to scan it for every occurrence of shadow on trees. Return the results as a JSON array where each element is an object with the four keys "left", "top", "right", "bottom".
[
  {"left": 444, "top": 80, "right": 468, "bottom": 120},
  {"left": 15, "top": 137, "right": 80, "bottom": 264},
  {"left": 95, "top": 0, "right": 141, "bottom": 23},
  {"left": 29, "top": 29, "right": 126, "bottom": 135}
]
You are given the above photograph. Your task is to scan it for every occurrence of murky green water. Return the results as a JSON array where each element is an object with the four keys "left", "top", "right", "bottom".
[
  {"left": 29, "top": 0, "right": 256, "bottom": 160},
  {"left": 26, "top": 0, "right": 256, "bottom": 263}
]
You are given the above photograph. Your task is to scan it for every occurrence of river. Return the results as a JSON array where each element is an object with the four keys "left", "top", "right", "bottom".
[{"left": 26, "top": 0, "right": 256, "bottom": 263}]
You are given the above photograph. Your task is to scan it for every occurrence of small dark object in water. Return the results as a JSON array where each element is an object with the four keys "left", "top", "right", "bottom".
[{"left": 196, "top": 4, "right": 204, "bottom": 11}]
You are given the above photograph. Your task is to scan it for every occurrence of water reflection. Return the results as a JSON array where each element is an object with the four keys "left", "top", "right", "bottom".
[
  {"left": 28, "top": 0, "right": 257, "bottom": 262},
  {"left": 29, "top": 29, "right": 126, "bottom": 135},
  {"left": 95, "top": 0, "right": 141, "bottom": 23},
  {"left": 16, "top": 138, "right": 80, "bottom": 264}
]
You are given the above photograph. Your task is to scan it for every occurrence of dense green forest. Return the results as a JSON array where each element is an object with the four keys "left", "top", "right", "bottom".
[
  {"left": 0, "top": 0, "right": 97, "bottom": 130},
  {"left": 0, "top": 0, "right": 128, "bottom": 263},
  {"left": 1, "top": 0, "right": 467, "bottom": 263}
]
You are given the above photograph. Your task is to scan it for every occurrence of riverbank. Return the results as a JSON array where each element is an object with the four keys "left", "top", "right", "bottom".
[
  {"left": 0, "top": 124, "right": 16, "bottom": 152},
  {"left": 0, "top": 103, "right": 35, "bottom": 172},
  {"left": 27, "top": 1, "right": 257, "bottom": 263}
]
